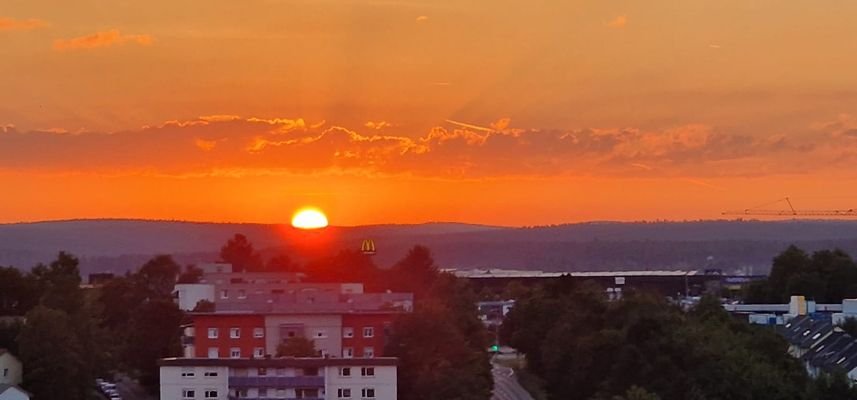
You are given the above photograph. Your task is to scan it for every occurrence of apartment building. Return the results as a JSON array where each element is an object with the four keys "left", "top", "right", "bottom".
[
  {"left": 159, "top": 357, "right": 397, "bottom": 400},
  {"left": 186, "top": 311, "right": 400, "bottom": 360}
]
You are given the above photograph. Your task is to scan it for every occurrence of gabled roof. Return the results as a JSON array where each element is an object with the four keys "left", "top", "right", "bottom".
[
  {"left": 0, "top": 384, "right": 31, "bottom": 397},
  {"left": 797, "top": 320, "right": 834, "bottom": 349}
]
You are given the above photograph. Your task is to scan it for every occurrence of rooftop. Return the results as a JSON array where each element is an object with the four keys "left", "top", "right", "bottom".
[{"left": 159, "top": 357, "right": 397, "bottom": 368}]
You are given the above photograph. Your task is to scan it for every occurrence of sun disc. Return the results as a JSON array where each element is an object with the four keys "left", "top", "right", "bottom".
[{"left": 291, "top": 208, "right": 329, "bottom": 229}]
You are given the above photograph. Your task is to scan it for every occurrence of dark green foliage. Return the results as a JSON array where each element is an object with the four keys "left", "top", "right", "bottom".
[
  {"left": 220, "top": 233, "right": 264, "bottom": 272},
  {"left": 135, "top": 254, "right": 181, "bottom": 299},
  {"left": 124, "top": 300, "right": 184, "bottom": 387},
  {"left": 806, "top": 371, "right": 857, "bottom": 399},
  {"left": 383, "top": 246, "right": 492, "bottom": 400},
  {"left": 276, "top": 337, "right": 318, "bottom": 357},
  {"left": 17, "top": 306, "right": 88, "bottom": 400},
  {"left": 267, "top": 254, "right": 302, "bottom": 273},
  {"left": 0, "top": 266, "right": 38, "bottom": 315},
  {"left": 305, "top": 249, "right": 380, "bottom": 289},
  {"left": 503, "top": 289, "right": 813, "bottom": 400},
  {"left": 176, "top": 264, "right": 204, "bottom": 284},
  {"left": 192, "top": 299, "right": 215, "bottom": 312},
  {"left": 750, "top": 246, "right": 857, "bottom": 303},
  {"left": 0, "top": 319, "right": 23, "bottom": 355},
  {"left": 31, "top": 251, "right": 84, "bottom": 314}
]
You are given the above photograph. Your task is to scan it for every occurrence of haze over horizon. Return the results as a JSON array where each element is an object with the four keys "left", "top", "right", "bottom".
[{"left": 5, "top": 1, "right": 857, "bottom": 225}]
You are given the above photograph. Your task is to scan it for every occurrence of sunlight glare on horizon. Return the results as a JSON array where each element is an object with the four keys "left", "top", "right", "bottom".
[{"left": 291, "top": 208, "right": 329, "bottom": 229}]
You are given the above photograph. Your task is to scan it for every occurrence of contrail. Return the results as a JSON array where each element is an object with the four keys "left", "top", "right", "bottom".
[{"left": 444, "top": 119, "right": 495, "bottom": 132}]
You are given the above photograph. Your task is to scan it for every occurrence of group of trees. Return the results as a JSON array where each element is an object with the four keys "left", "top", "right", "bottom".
[
  {"left": 746, "top": 245, "right": 857, "bottom": 303},
  {"left": 0, "top": 252, "right": 187, "bottom": 399},
  {"left": 500, "top": 279, "right": 857, "bottom": 400}
]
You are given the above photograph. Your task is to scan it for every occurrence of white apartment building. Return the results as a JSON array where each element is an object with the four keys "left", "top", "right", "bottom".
[{"left": 159, "top": 357, "right": 397, "bottom": 400}]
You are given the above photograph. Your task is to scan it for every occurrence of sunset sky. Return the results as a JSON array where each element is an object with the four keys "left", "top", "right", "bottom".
[{"left": 4, "top": 0, "right": 857, "bottom": 226}]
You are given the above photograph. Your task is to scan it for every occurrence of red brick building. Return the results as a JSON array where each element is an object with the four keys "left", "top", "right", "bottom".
[
  {"left": 341, "top": 313, "right": 394, "bottom": 358},
  {"left": 192, "top": 314, "right": 266, "bottom": 359}
]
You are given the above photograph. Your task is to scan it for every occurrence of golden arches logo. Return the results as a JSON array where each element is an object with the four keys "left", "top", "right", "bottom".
[{"left": 361, "top": 239, "right": 376, "bottom": 255}]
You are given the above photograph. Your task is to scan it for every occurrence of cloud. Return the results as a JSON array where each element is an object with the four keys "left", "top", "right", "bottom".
[
  {"left": 0, "top": 17, "right": 49, "bottom": 31},
  {"left": 416, "top": 15, "right": 429, "bottom": 22},
  {"left": 365, "top": 121, "right": 393, "bottom": 130},
  {"left": 53, "top": 29, "right": 154, "bottom": 51},
  {"left": 606, "top": 15, "right": 627, "bottom": 29},
  {"left": 0, "top": 115, "right": 853, "bottom": 179}
]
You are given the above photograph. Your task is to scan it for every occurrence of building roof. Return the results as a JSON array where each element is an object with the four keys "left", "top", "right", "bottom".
[
  {"left": 0, "top": 384, "right": 31, "bottom": 397},
  {"left": 446, "top": 268, "right": 704, "bottom": 279},
  {"left": 159, "top": 357, "right": 397, "bottom": 368}
]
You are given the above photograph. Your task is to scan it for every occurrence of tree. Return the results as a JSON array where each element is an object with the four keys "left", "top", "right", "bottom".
[
  {"left": 386, "top": 304, "right": 492, "bottom": 400},
  {"left": 124, "top": 300, "right": 185, "bottom": 389},
  {"left": 135, "top": 254, "right": 181, "bottom": 299},
  {"left": 267, "top": 254, "right": 302, "bottom": 273},
  {"left": 177, "top": 264, "right": 204, "bottom": 284},
  {"left": 276, "top": 337, "right": 318, "bottom": 357},
  {"left": 0, "top": 266, "right": 39, "bottom": 315},
  {"left": 17, "top": 306, "right": 88, "bottom": 400},
  {"left": 30, "top": 251, "right": 84, "bottom": 314},
  {"left": 305, "top": 249, "right": 380, "bottom": 288},
  {"left": 0, "top": 319, "right": 22, "bottom": 355},
  {"left": 193, "top": 299, "right": 216, "bottom": 312},
  {"left": 220, "top": 233, "right": 263, "bottom": 272}
]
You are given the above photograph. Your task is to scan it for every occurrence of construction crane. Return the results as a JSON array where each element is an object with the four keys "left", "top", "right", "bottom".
[{"left": 722, "top": 197, "right": 857, "bottom": 217}]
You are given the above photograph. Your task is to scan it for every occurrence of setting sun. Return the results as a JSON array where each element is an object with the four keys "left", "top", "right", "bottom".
[{"left": 291, "top": 208, "right": 329, "bottom": 229}]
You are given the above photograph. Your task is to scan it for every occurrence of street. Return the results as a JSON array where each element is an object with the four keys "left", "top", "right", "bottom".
[{"left": 491, "top": 361, "right": 535, "bottom": 400}]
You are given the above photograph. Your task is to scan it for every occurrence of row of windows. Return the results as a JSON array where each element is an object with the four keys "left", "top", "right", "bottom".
[
  {"left": 230, "top": 388, "right": 319, "bottom": 398},
  {"left": 181, "top": 370, "right": 219, "bottom": 378},
  {"left": 342, "top": 347, "right": 374, "bottom": 358},
  {"left": 206, "top": 326, "right": 375, "bottom": 339},
  {"left": 207, "top": 347, "right": 265, "bottom": 359},
  {"left": 207, "top": 327, "right": 265, "bottom": 339},
  {"left": 338, "top": 367, "right": 375, "bottom": 377},
  {"left": 181, "top": 389, "right": 218, "bottom": 399},
  {"left": 336, "top": 387, "right": 376, "bottom": 399}
]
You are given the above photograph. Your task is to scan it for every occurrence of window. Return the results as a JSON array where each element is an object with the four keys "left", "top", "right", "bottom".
[
  {"left": 253, "top": 347, "right": 264, "bottom": 358},
  {"left": 315, "top": 329, "right": 328, "bottom": 338},
  {"left": 362, "top": 327, "right": 374, "bottom": 338},
  {"left": 204, "top": 371, "right": 218, "bottom": 377},
  {"left": 340, "top": 367, "right": 352, "bottom": 377},
  {"left": 208, "top": 328, "right": 219, "bottom": 339},
  {"left": 343, "top": 327, "right": 354, "bottom": 338},
  {"left": 220, "top": 290, "right": 228, "bottom": 299},
  {"left": 343, "top": 347, "right": 353, "bottom": 358},
  {"left": 2, "top": 368, "right": 7, "bottom": 377},
  {"left": 337, "top": 388, "right": 352, "bottom": 398},
  {"left": 361, "top": 367, "right": 375, "bottom": 377},
  {"left": 182, "top": 389, "right": 196, "bottom": 399},
  {"left": 812, "top": 332, "right": 821, "bottom": 340},
  {"left": 236, "top": 389, "right": 248, "bottom": 398},
  {"left": 259, "top": 388, "right": 268, "bottom": 397},
  {"left": 230, "top": 327, "right": 241, "bottom": 339},
  {"left": 363, "top": 347, "right": 375, "bottom": 358},
  {"left": 302, "top": 367, "right": 319, "bottom": 376},
  {"left": 838, "top": 356, "right": 847, "bottom": 364},
  {"left": 207, "top": 348, "right": 219, "bottom": 358},
  {"left": 361, "top": 388, "right": 376, "bottom": 399},
  {"left": 276, "top": 389, "right": 286, "bottom": 398},
  {"left": 802, "top": 330, "right": 810, "bottom": 336},
  {"left": 230, "top": 347, "right": 241, "bottom": 358},
  {"left": 204, "top": 390, "right": 218, "bottom": 398},
  {"left": 181, "top": 369, "right": 196, "bottom": 378},
  {"left": 258, "top": 367, "right": 268, "bottom": 376},
  {"left": 254, "top": 327, "right": 265, "bottom": 338},
  {"left": 238, "top": 289, "right": 246, "bottom": 299}
]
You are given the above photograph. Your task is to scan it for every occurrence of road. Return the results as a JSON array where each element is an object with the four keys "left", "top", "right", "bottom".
[{"left": 491, "top": 361, "right": 535, "bottom": 400}]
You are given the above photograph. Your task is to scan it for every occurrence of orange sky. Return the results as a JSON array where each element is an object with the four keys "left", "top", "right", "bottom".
[{"left": 3, "top": 1, "right": 857, "bottom": 226}]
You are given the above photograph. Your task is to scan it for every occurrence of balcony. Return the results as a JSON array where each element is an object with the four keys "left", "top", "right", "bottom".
[{"left": 228, "top": 376, "right": 324, "bottom": 388}]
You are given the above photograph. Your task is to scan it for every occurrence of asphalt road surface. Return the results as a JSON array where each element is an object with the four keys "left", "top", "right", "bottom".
[{"left": 491, "top": 362, "right": 535, "bottom": 400}]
